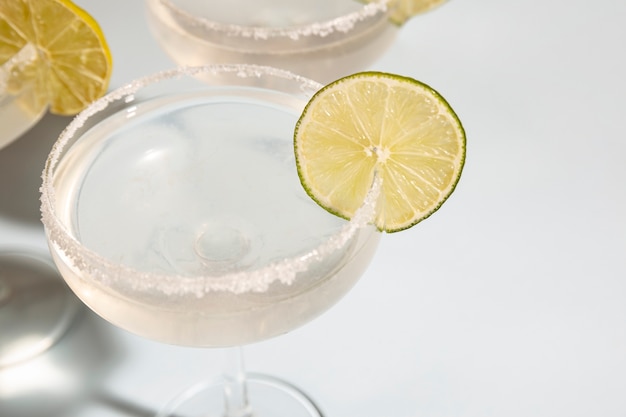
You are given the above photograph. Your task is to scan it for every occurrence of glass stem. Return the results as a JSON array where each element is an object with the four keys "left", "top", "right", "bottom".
[{"left": 223, "top": 346, "right": 253, "bottom": 417}]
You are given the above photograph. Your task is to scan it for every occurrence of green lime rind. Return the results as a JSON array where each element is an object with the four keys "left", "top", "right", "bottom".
[
  {"left": 359, "top": 0, "right": 450, "bottom": 27},
  {"left": 294, "top": 71, "right": 466, "bottom": 233}
]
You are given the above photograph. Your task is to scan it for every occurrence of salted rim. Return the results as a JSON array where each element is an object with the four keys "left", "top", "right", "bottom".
[
  {"left": 156, "top": 0, "right": 392, "bottom": 40},
  {"left": 39, "top": 64, "right": 381, "bottom": 297}
]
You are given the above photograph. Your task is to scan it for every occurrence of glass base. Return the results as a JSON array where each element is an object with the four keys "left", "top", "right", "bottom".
[
  {"left": 156, "top": 373, "right": 323, "bottom": 417},
  {"left": 0, "top": 250, "right": 81, "bottom": 367}
]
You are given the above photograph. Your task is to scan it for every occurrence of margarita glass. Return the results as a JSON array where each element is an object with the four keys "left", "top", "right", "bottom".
[
  {"left": 1, "top": 45, "right": 79, "bottom": 368},
  {"left": 40, "top": 64, "right": 381, "bottom": 416},
  {"left": 0, "top": 44, "right": 47, "bottom": 150},
  {"left": 144, "top": 0, "right": 399, "bottom": 83}
]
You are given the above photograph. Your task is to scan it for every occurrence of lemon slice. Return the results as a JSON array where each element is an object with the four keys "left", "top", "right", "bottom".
[
  {"left": 294, "top": 72, "right": 465, "bottom": 233},
  {"left": 0, "top": 0, "right": 112, "bottom": 116}
]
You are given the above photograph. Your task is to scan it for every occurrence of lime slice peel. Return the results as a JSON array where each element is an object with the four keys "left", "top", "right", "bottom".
[{"left": 294, "top": 71, "right": 466, "bottom": 233}]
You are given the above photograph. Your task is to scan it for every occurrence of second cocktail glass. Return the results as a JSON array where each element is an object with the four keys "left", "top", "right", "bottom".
[
  {"left": 144, "top": 0, "right": 399, "bottom": 83},
  {"left": 40, "top": 64, "right": 381, "bottom": 416}
]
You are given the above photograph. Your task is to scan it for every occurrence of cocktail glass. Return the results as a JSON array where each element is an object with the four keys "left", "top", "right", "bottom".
[
  {"left": 0, "top": 44, "right": 48, "bottom": 150},
  {"left": 144, "top": 0, "right": 400, "bottom": 83},
  {"left": 1, "top": 49, "right": 80, "bottom": 368},
  {"left": 40, "top": 64, "right": 381, "bottom": 416}
]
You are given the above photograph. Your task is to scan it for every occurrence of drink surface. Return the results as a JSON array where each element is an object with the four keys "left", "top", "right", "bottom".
[
  {"left": 145, "top": 0, "right": 398, "bottom": 83},
  {"left": 171, "top": 0, "right": 364, "bottom": 26},
  {"left": 50, "top": 90, "right": 379, "bottom": 346}
]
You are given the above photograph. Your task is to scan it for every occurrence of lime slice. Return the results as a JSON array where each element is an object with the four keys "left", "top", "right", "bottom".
[
  {"left": 390, "top": 0, "right": 448, "bottom": 25},
  {"left": 0, "top": 0, "right": 112, "bottom": 116},
  {"left": 363, "top": 0, "right": 448, "bottom": 26},
  {"left": 294, "top": 71, "right": 465, "bottom": 233}
]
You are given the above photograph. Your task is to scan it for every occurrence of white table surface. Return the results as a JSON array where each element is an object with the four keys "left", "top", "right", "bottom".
[{"left": 1, "top": 1, "right": 625, "bottom": 416}]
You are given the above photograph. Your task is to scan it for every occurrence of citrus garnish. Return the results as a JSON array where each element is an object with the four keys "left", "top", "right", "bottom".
[
  {"left": 390, "top": 0, "right": 448, "bottom": 25},
  {"left": 0, "top": 0, "right": 112, "bottom": 116},
  {"left": 363, "top": 0, "right": 448, "bottom": 26},
  {"left": 294, "top": 71, "right": 465, "bottom": 233}
]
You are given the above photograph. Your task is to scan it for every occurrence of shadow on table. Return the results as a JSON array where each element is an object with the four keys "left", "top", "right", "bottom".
[
  {"left": 1, "top": 116, "right": 166, "bottom": 417},
  {"left": 0, "top": 113, "right": 71, "bottom": 227},
  {"left": 93, "top": 391, "right": 160, "bottom": 417},
  {"left": 0, "top": 307, "right": 132, "bottom": 417}
]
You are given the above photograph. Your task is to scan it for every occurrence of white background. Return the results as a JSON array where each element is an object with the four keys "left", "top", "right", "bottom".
[{"left": 1, "top": 0, "right": 625, "bottom": 416}]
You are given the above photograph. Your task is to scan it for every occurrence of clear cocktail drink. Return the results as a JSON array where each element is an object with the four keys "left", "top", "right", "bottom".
[
  {"left": 0, "top": 44, "right": 47, "bottom": 149},
  {"left": 145, "top": 0, "right": 398, "bottom": 83},
  {"left": 41, "top": 65, "right": 380, "bottom": 350}
]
